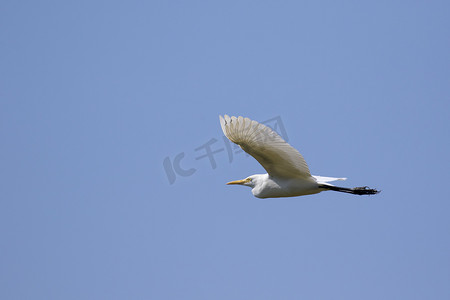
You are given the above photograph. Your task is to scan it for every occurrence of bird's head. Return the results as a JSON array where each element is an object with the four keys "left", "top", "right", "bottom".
[{"left": 226, "top": 174, "right": 262, "bottom": 188}]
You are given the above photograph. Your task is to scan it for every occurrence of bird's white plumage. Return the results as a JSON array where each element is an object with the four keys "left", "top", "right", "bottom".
[
  {"left": 221, "top": 115, "right": 378, "bottom": 198},
  {"left": 220, "top": 115, "right": 311, "bottom": 179}
]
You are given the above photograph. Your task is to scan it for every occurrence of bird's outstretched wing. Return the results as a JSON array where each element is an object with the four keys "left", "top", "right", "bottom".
[{"left": 220, "top": 115, "right": 311, "bottom": 179}]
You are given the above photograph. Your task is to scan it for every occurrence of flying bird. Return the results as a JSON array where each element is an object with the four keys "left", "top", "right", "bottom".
[{"left": 220, "top": 115, "right": 379, "bottom": 198}]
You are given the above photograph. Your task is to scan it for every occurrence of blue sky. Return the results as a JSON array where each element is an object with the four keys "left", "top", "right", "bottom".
[{"left": 1, "top": 1, "right": 449, "bottom": 299}]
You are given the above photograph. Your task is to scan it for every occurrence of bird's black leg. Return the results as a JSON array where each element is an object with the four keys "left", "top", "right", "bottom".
[{"left": 319, "top": 184, "right": 380, "bottom": 195}]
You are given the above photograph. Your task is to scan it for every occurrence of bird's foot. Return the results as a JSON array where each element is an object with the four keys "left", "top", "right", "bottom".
[{"left": 353, "top": 186, "right": 380, "bottom": 195}]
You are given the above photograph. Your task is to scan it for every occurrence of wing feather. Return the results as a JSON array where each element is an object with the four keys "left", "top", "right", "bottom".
[{"left": 219, "top": 115, "right": 311, "bottom": 179}]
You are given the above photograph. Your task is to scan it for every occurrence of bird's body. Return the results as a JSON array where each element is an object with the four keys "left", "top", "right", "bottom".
[
  {"left": 220, "top": 115, "right": 379, "bottom": 198},
  {"left": 242, "top": 174, "right": 320, "bottom": 198}
]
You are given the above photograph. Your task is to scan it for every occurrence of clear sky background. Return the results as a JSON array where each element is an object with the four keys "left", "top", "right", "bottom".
[{"left": 1, "top": 1, "right": 449, "bottom": 299}]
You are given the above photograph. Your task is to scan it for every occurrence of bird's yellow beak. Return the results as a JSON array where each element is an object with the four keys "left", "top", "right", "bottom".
[{"left": 226, "top": 178, "right": 251, "bottom": 185}]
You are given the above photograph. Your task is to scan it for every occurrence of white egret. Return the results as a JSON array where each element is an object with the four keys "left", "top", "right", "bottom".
[{"left": 220, "top": 115, "right": 379, "bottom": 198}]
